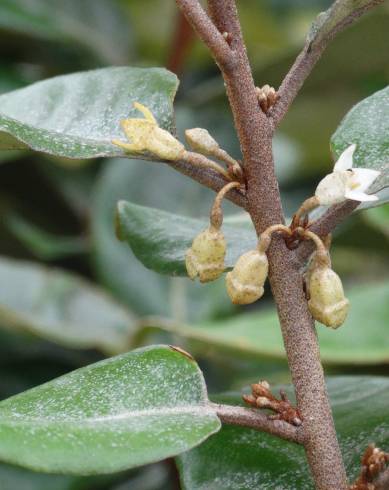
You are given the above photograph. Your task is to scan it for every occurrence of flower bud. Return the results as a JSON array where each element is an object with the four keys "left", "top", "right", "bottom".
[
  {"left": 185, "top": 227, "right": 226, "bottom": 283},
  {"left": 185, "top": 128, "right": 219, "bottom": 155},
  {"left": 226, "top": 250, "right": 268, "bottom": 305},
  {"left": 307, "top": 264, "right": 349, "bottom": 329}
]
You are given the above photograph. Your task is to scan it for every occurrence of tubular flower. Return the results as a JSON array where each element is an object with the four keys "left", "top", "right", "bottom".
[
  {"left": 307, "top": 254, "right": 349, "bottom": 329},
  {"left": 315, "top": 144, "right": 380, "bottom": 205},
  {"left": 112, "top": 102, "right": 185, "bottom": 161},
  {"left": 226, "top": 249, "right": 268, "bottom": 305},
  {"left": 185, "top": 226, "right": 226, "bottom": 283}
]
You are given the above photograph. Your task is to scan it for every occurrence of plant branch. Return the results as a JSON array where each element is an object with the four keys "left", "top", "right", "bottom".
[
  {"left": 175, "top": 0, "right": 235, "bottom": 70},
  {"left": 270, "top": 0, "right": 384, "bottom": 128},
  {"left": 177, "top": 0, "right": 348, "bottom": 487},
  {"left": 211, "top": 403, "right": 304, "bottom": 445},
  {"left": 166, "top": 159, "right": 247, "bottom": 208}
]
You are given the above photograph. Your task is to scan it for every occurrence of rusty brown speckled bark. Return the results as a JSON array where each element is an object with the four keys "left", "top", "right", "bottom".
[{"left": 175, "top": 0, "right": 383, "bottom": 488}]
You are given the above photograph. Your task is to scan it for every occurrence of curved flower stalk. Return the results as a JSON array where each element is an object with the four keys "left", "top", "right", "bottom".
[{"left": 185, "top": 181, "right": 241, "bottom": 282}]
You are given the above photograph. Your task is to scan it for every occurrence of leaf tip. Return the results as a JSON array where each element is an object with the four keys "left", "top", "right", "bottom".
[{"left": 169, "top": 345, "right": 195, "bottom": 361}]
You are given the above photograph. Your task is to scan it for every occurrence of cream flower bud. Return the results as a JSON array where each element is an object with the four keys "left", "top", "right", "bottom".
[
  {"left": 307, "top": 262, "right": 349, "bottom": 329},
  {"left": 185, "top": 128, "right": 220, "bottom": 155},
  {"left": 185, "top": 227, "right": 226, "bottom": 283},
  {"left": 226, "top": 250, "right": 268, "bottom": 305},
  {"left": 112, "top": 102, "right": 185, "bottom": 161}
]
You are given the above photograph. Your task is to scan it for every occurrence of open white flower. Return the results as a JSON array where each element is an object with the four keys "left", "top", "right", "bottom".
[{"left": 315, "top": 144, "right": 380, "bottom": 205}]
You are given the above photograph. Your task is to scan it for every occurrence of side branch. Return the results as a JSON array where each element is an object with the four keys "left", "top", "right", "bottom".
[
  {"left": 166, "top": 159, "right": 248, "bottom": 208},
  {"left": 175, "top": 0, "right": 235, "bottom": 69},
  {"left": 211, "top": 403, "right": 304, "bottom": 444},
  {"left": 270, "top": 0, "right": 384, "bottom": 128}
]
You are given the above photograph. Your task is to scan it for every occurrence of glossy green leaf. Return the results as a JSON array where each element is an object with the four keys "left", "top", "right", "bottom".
[
  {"left": 0, "top": 345, "right": 220, "bottom": 474},
  {"left": 149, "top": 282, "right": 389, "bottom": 365},
  {"left": 0, "top": 256, "right": 137, "bottom": 354},
  {"left": 307, "top": 0, "right": 378, "bottom": 48},
  {"left": 331, "top": 86, "right": 389, "bottom": 206},
  {"left": 6, "top": 214, "right": 87, "bottom": 260},
  {"left": 92, "top": 158, "right": 235, "bottom": 320},
  {"left": 0, "top": 0, "right": 132, "bottom": 64},
  {"left": 0, "top": 67, "right": 178, "bottom": 159},
  {"left": 116, "top": 201, "right": 257, "bottom": 276},
  {"left": 178, "top": 376, "right": 389, "bottom": 489}
]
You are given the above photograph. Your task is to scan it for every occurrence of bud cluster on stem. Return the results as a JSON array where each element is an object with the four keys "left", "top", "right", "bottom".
[{"left": 243, "top": 380, "right": 303, "bottom": 427}]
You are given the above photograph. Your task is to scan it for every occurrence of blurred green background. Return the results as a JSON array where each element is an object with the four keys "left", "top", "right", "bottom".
[{"left": 0, "top": 0, "right": 388, "bottom": 488}]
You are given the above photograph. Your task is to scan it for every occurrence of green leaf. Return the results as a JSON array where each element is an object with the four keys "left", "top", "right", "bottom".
[
  {"left": 307, "top": 0, "right": 378, "bottom": 48},
  {"left": 38, "top": 162, "right": 97, "bottom": 218},
  {"left": 6, "top": 214, "right": 88, "bottom": 260},
  {"left": 0, "top": 0, "right": 132, "bottom": 64},
  {"left": 0, "top": 67, "right": 178, "bottom": 159},
  {"left": 149, "top": 282, "right": 389, "bottom": 365},
  {"left": 177, "top": 376, "right": 389, "bottom": 489},
  {"left": 0, "top": 345, "right": 220, "bottom": 474},
  {"left": 363, "top": 204, "right": 389, "bottom": 240},
  {"left": 0, "top": 464, "right": 79, "bottom": 490},
  {"left": 92, "top": 158, "right": 235, "bottom": 320},
  {"left": 0, "top": 256, "right": 137, "bottom": 354},
  {"left": 116, "top": 201, "right": 257, "bottom": 276},
  {"left": 331, "top": 86, "right": 389, "bottom": 206}
]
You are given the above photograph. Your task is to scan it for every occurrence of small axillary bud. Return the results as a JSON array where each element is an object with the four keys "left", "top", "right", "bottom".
[
  {"left": 256, "top": 84, "right": 279, "bottom": 113},
  {"left": 185, "top": 182, "right": 241, "bottom": 283},
  {"left": 185, "top": 128, "right": 243, "bottom": 181},
  {"left": 304, "top": 230, "right": 349, "bottom": 329},
  {"left": 226, "top": 224, "right": 290, "bottom": 305},
  {"left": 112, "top": 102, "right": 185, "bottom": 161}
]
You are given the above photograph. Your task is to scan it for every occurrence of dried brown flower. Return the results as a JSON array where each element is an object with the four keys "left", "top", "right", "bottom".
[
  {"left": 243, "top": 380, "right": 302, "bottom": 426},
  {"left": 349, "top": 444, "right": 389, "bottom": 490}
]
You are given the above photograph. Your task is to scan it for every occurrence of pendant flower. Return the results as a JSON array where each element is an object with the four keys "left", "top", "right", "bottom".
[
  {"left": 112, "top": 102, "right": 185, "bottom": 161},
  {"left": 315, "top": 144, "right": 380, "bottom": 205}
]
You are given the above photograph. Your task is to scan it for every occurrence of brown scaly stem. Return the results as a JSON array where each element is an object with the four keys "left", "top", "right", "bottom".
[
  {"left": 176, "top": 1, "right": 383, "bottom": 488},
  {"left": 211, "top": 403, "right": 304, "bottom": 444},
  {"left": 182, "top": 0, "right": 347, "bottom": 487},
  {"left": 270, "top": 0, "right": 385, "bottom": 128},
  {"left": 166, "top": 158, "right": 248, "bottom": 208}
]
